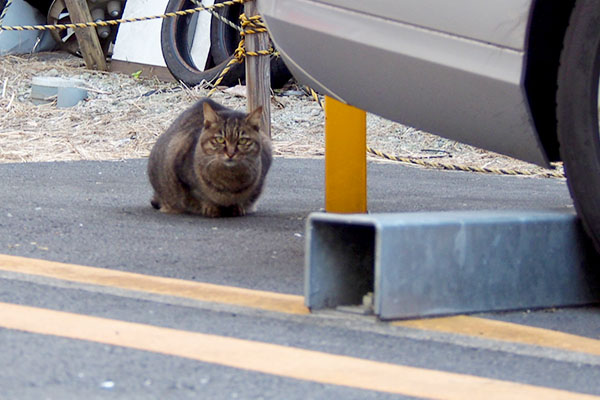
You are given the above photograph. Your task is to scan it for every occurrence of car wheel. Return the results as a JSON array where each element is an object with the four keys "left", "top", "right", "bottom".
[
  {"left": 556, "top": 0, "right": 600, "bottom": 251},
  {"left": 161, "top": 0, "right": 245, "bottom": 86}
]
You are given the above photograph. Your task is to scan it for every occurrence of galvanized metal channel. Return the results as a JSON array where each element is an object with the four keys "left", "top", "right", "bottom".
[{"left": 305, "top": 211, "right": 600, "bottom": 320}]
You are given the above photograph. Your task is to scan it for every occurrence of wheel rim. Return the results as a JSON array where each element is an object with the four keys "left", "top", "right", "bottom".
[
  {"left": 47, "top": 0, "right": 80, "bottom": 55},
  {"left": 47, "top": 0, "right": 125, "bottom": 56}
]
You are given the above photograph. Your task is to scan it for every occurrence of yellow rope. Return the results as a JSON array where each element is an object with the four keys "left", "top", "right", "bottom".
[
  {"left": 0, "top": 0, "right": 13, "bottom": 27},
  {"left": 366, "top": 146, "right": 565, "bottom": 178},
  {"left": 0, "top": 0, "right": 248, "bottom": 32},
  {"left": 207, "top": 12, "right": 273, "bottom": 96},
  {"left": 0, "top": 0, "right": 270, "bottom": 99}
]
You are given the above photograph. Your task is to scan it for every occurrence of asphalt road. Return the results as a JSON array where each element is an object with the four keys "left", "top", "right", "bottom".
[
  {"left": 1, "top": 157, "right": 599, "bottom": 399},
  {"left": 0, "top": 157, "right": 573, "bottom": 293}
]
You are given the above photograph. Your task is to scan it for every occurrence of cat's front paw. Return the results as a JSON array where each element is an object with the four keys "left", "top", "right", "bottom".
[
  {"left": 229, "top": 205, "right": 247, "bottom": 217},
  {"left": 159, "top": 205, "right": 184, "bottom": 214},
  {"left": 200, "top": 204, "right": 223, "bottom": 218},
  {"left": 200, "top": 204, "right": 247, "bottom": 217}
]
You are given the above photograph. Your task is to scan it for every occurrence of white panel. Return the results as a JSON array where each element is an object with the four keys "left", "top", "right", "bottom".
[
  {"left": 112, "top": 0, "right": 169, "bottom": 66},
  {"left": 190, "top": 0, "right": 214, "bottom": 70},
  {"left": 112, "top": 0, "right": 212, "bottom": 68}
]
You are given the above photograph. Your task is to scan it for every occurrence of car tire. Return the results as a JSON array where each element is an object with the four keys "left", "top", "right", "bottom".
[
  {"left": 161, "top": 0, "right": 245, "bottom": 87},
  {"left": 556, "top": 0, "right": 600, "bottom": 251},
  {"left": 210, "top": 0, "right": 292, "bottom": 88},
  {"left": 209, "top": 0, "right": 241, "bottom": 66},
  {"left": 161, "top": 0, "right": 291, "bottom": 88}
]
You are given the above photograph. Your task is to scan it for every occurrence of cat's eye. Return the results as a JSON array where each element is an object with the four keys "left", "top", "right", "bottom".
[
  {"left": 213, "top": 136, "right": 226, "bottom": 144},
  {"left": 238, "top": 138, "right": 251, "bottom": 145}
]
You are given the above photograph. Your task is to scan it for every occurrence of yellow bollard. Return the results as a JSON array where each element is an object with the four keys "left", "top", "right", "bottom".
[{"left": 324, "top": 96, "right": 367, "bottom": 213}]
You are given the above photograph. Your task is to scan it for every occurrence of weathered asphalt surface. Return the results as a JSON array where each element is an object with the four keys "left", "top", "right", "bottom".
[
  {"left": 0, "top": 157, "right": 574, "bottom": 293},
  {"left": 1, "top": 157, "right": 600, "bottom": 399}
]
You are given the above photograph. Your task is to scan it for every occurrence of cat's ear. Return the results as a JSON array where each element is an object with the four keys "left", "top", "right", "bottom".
[
  {"left": 245, "top": 106, "right": 263, "bottom": 131},
  {"left": 203, "top": 101, "right": 221, "bottom": 129}
]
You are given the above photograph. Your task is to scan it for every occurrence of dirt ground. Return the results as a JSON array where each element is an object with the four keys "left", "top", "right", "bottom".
[{"left": 0, "top": 52, "right": 563, "bottom": 178}]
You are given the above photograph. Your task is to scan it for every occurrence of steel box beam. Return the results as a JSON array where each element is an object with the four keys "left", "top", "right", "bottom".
[{"left": 305, "top": 211, "right": 600, "bottom": 320}]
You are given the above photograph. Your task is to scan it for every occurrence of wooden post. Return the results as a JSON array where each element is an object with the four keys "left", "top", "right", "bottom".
[
  {"left": 64, "top": 0, "right": 108, "bottom": 71},
  {"left": 244, "top": 1, "right": 271, "bottom": 137}
]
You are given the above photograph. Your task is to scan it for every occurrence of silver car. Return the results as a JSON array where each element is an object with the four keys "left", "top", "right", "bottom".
[{"left": 258, "top": 0, "right": 600, "bottom": 249}]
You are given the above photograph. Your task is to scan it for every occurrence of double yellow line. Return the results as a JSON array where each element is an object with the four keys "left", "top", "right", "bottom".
[{"left": 1, "top": 254, "right": 598, "bottom": 399}]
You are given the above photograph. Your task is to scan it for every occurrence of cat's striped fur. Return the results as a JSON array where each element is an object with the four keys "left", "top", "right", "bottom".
[{"left": 147, "top": 98, "right": 272, "bottom": 217}]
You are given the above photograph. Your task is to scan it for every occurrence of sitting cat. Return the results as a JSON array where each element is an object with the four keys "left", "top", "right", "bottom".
[{"left": 147, "top": 98, "right": 272, "bottom": 217}]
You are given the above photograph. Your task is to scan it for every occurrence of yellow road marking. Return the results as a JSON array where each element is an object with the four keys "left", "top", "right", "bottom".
[
  {"left": 3, "top": 254, "right": 600, "bottom": 362},
  {"left": 1, "top": 302, "right": 598, "bottom": 400},
  {"left": 0, "top": 254, "right": 308, "bottom": 315},
  {"left": 395, "top": 315, "right": 600, "bottom": 356}
]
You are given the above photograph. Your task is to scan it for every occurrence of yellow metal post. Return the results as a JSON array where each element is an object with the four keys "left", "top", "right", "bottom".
[{"left": 325, "top": 96, "right": 367, "bottom": 213}]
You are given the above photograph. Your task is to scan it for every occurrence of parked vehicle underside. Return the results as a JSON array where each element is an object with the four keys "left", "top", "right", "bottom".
[{"left": 258, "top": 0, "right": 600, "bottom": 252}]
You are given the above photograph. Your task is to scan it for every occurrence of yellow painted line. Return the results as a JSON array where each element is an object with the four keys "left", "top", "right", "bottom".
[
  {"left": 0, "top": 254, "right": 308, "bottom": 315},
  {"left": 325, "top": 96, "right": 367, "bottom": 213},
  {"left": 4, "top": 254, "right": 600, "bottom": 363},
  {"left": 395, "top": 315, "right": 600, "bottom": 357},
  {"left": 1, "top": 302, "right": 598, "bottom": 400}
]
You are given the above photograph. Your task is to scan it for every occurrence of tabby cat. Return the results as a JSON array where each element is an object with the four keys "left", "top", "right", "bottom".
[{"left": 147, "top": 98, "right": 272, "bottom": 217}]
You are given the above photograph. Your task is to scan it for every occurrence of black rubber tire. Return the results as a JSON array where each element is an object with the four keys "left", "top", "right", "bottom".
[
  {"left": 268, "top": 55, "right": 293, "bottom": 89},
  {"left": 210, "top": 0, "right": 291, "bottom": 88},
  {"left": 209, "top": 0, "right": 241, "bottom": 66},
  {"left": 162, "top": 0, "right": 291, "bottom": 88},
  {"left": 161, "top": 0, "right": 244, "bottom": 86},
  {"left": 556, "top": 0, "right": 600, "bottom": 251}
]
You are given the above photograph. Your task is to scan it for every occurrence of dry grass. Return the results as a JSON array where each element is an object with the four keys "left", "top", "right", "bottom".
[
  {"left": 0, "top": 52, "right": 328, "bottom": 162},
  {"left": 1, "top": 52, "right": 210, "bottom": 162},
  {"left": 0, "top": 51, "right": 562, "bottom": 178}
]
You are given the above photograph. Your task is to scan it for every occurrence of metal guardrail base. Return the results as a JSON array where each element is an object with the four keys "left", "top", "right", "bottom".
[{"left": 305, "top": 211, "right": 600, "bottom": 320}]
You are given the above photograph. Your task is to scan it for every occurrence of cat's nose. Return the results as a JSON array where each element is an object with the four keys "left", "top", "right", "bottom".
[{"left": 225, "top": 146, "right": 236, "bottom": 158}]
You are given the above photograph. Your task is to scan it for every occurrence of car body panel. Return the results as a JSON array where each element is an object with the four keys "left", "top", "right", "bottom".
[
  {"left": 310, "top": 0, "right": 533, "bottom": 50},
  {"left": 258, "top": 0, "right": 549, "bottom": 166}
]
